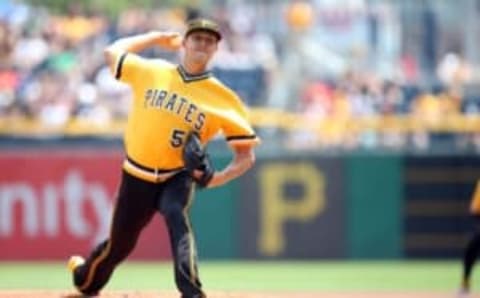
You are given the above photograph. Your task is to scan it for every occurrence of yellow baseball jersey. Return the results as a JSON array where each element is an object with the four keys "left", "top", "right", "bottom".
[
  {"left": 471, "top": 180, "right": 480, "bottom": 214},
  {"left": 111, "top": 51, "right": 259, "bottom": 181}
]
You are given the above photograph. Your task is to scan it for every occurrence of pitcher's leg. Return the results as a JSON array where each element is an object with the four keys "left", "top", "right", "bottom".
[
  {"left": 460, "top": 216, "right": 480, "bottom": 294},
  {"left": 462, "top": 231, "right": 480, "bottom": 291},
  {"left": 165, "top": 204, "right": 204, "bottom": 297},
  {"left": 71, "top": 171, "right": 157, "bottom": 295},
  {"left": 159, "top": 171, "right": 205, "bottom": 298}
]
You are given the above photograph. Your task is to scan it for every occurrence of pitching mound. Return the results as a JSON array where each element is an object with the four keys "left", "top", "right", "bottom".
[{"left": 0, "top": 290, "right": 467, "bottom": 298}]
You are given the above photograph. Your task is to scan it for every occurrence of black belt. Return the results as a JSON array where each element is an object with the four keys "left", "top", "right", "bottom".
[{"left": 126, "top": 156, "right": 183, "bottom": 174}]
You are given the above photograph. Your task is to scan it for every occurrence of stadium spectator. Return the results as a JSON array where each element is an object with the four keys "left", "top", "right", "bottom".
[{"left": 0, "top": 1, "right": 479, "bottom": 151}]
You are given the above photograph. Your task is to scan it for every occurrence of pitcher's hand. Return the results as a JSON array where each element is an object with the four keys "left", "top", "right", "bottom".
[{"left": 153, "top": 31, "right": 182, "bottom": 51}]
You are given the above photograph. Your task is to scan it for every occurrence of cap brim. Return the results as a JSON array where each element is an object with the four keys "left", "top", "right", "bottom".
[{"left": 186, "top": 28, "right": 222, "bottom": 41}]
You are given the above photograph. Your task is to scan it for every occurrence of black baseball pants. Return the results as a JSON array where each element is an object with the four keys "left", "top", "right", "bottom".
[
  {"left": 71, "top": 170, "right": 205, "bottom": 298},
  {"left": 462, "top": 215, "right": 480, "bottom": 287}
]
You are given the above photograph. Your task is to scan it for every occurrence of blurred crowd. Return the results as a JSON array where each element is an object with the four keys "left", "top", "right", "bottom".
[
  {"left": 0, "top": 1, "right": 275, "bottom": 125},
  {"left": 0, "top": 0, "right": 480, "bottom": 152}
]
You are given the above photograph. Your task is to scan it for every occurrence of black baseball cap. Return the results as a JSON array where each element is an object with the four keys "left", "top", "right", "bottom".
[{"left": 185, "top": 18, "right": 222, "bottom": 41}]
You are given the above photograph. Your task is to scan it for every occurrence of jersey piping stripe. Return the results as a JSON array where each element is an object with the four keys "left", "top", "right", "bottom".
[
  {"left": 79, "top": 204, "right": 117, "bottom": 291},
  {"left": 115, "top": 53, "right": 128, "bottom": 79},
  {"left": 125, "top": 156, "right": 184, "bottom": 174},
  {"left": 226, "top": 135, "right": 257, "bottom": 141},
  {"left": 183, "top": 184, "right": 201, "bottom": 289},
  {"left": 123, "top": 160, "right": 179, "bottom": 183},
  {"left": 176, "top": 65, "right": 211, "bottom": 83}
]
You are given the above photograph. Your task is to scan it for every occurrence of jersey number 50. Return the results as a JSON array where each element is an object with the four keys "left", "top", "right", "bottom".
[{"left": 170, "top": 129, "right": 186, "bottom": 148}]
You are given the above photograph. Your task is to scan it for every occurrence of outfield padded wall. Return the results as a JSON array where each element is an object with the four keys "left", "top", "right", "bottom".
[
  {"left": 238, "top": 155, "right": 347, "bottom": 259},
  {"left": 1, "top": 143, "right": 477, "bottom": 260},
  {"left": 346, "top": 155, "right": 403, "bottom": 259},
  {"left": 191, "top": 155, "right": 238, "bottom": 259},
  {"left": 403, "top": 156, "right": 477, "bottom": 258}
]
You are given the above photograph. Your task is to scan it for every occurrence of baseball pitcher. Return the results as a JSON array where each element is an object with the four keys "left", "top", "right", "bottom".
[{"left": 67, "top": 18, "right": 260, "bottom": 298}]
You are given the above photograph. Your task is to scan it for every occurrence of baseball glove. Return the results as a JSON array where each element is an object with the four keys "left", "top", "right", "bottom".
[{"left": 182, "top": 131, "right": 214, "bottom": 188}]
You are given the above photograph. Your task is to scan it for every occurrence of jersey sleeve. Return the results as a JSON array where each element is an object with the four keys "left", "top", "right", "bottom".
[
  {"left": 221, "top": 96, "right": 260, "bottom": 147},
  {"left": 110, "top": 51, "right": 149, "bottom": 85}
]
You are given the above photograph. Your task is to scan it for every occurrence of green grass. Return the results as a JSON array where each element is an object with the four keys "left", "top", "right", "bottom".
[{"left": 0, "top": 261, "right": 471, "bottom": 292}]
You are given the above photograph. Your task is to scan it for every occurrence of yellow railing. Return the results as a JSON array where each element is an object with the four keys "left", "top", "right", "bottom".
[
  {"left": 1, "top": 109, "right": 480, "bottom": 136},
  {"left": 249, "top": 108, "right": 480, "bottom": 133}
]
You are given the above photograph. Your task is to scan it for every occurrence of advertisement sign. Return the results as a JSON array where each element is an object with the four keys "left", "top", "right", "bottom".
[
  {"left": 0, "top": 149, "right": 171, "bottom": 260},
  {"left": 239, "top": 156, "right": 346, "bottom": 258}
]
